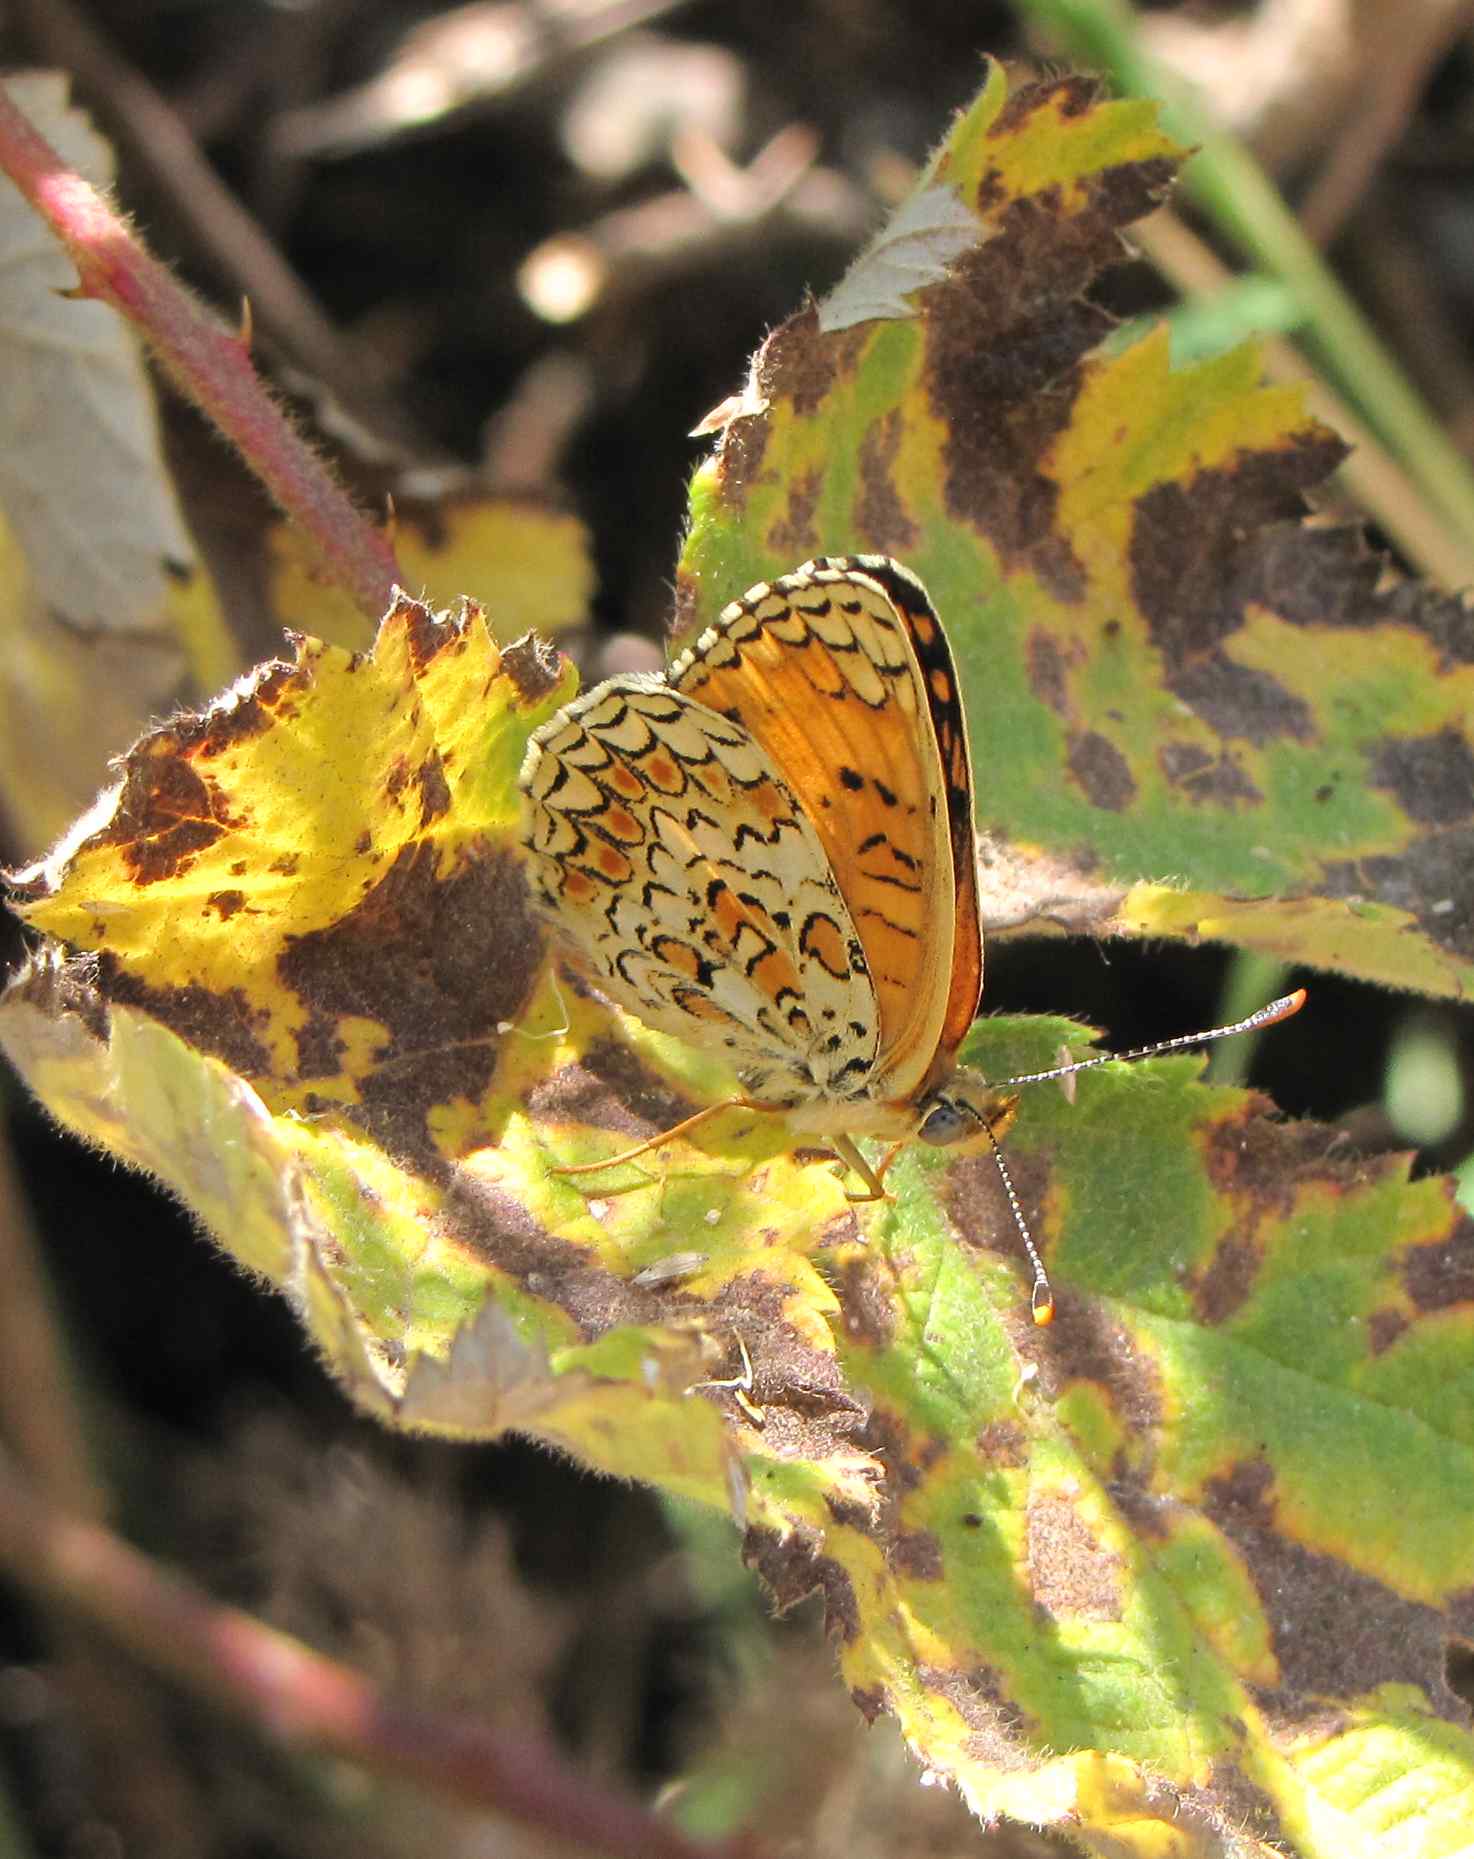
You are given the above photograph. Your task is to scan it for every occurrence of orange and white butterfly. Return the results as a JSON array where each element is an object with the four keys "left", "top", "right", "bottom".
[{"left": 519, "top": 556, "right": 1303, "bottom": 1323}]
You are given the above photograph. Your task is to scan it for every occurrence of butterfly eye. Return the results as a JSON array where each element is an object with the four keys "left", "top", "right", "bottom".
[{"left": 917, "top": 1099, "right": 973, "bottom": 1146}]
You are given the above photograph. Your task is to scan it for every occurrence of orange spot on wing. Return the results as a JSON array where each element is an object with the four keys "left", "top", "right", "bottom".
[
  {"left": 801, "top": 912, "right": 849, "bottom": 979},
  {"left": 677, "top": 990, "right": 741, "bottom": 1027},
  {"left": 752, "top": 779, "right": 787, "bottom": 822},
  {"left": 653, "top": 936, "right": 700, "bottom": 980},
  {"left": 604, "top": 805, "right": 642, "bottom": 842},
  {"left": 712, "top": 887, "right": 746, "bottom": 941},
  {"left": 751, "top": 946, "right": 804, "bottom": 999}
]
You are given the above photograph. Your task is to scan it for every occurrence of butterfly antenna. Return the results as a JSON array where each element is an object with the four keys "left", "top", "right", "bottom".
[
  {"left": 995, "top": 988, "right": 1306, "bottom": 1092},
  {"left": 977, "top": 1115, "right": 1054, "bottom": 1327}
]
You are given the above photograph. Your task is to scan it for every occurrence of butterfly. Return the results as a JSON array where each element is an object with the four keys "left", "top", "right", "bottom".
[{"left": 519, "top": 556, "right": 1304, "bottom": 1324}]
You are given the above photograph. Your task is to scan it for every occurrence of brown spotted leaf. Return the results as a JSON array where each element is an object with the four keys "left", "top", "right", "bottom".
[
  {"left": 4, "top": 65, "right": 1473, "bottom": 1859},
  {"left": 8, "top": 602, "right": 1473, "bottom": 1855},
  {"left": 681, "top": 63, "right": 1474, "bottom": 1001}
]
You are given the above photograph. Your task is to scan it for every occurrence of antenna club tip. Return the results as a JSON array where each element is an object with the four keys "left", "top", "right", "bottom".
[
  {"left": 1031, "top": 1291, "right": 1055, "bottom": 1327},
  {"left": 1285, "top": 987, "right": 1308, "bottom": 1013}
]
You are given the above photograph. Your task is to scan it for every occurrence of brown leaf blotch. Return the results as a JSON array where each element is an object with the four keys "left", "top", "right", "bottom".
[
  {"left": 743, "top": 1522, "right": 861, "bottom": 1641},
  {"left": 5, "top": 949, "right": 110, "bottom": 1041},
  {"left": 500, "top": 631, "right": 564, "bottom": 705},
  {"left": 943, "top": 1145, "right": 1051, "bottom": 1294},
  {"left": 438, "top": 1169, "right": 634, "bottom": 1336},
  {"left": 1206, "top": 1454, "right": 1467, "bottom": 1720},
  {"left": 975, "top": 1418, "right": 1028, "bottom": 1468},
  {"left": 194, "top": 660, "right": 300, "bottom": 754},
  {"left": 526, "top": 1030, "right": 701, "bottom": 1145},
  {"left": 1376, "top": 578, "right": 1474, "bottom": 666},
  {"left": 1371, "top": 728, "right": 1474, "bottom": 829},
  {"left": 1366, "top": 1306, "right": 1410, "bottom": 1355},
  {"left": 417, "top": 753, "right": 452, "bottom": 827},
  {"left": 765, "top": 465, "right": 822, "bottom": 564},
  {"left": 825, "top": 1491, "right": 873, "bottom": 1532},
  {"left": 890, "top": 1529, "right": 945, "bottom": 1580},
  {"left": 859, "top": 1406, "right": 927, "bottom": 1497},
  {"left": 1199, "top": 1112, "right": 1342, "bottom": 1221},
  {"left": 99, "top": 959, "right": 273, "bottom": 1079},
  {"left": 1322, "top": 830, "right": 1474, "bottom": 961},
  {"left": 1170, "top": 654, "right": 1315, "bottom": 748},
  {"left": 1192, "top": 1233, "right": 1265, "bottom": 1327},
  {"left": 931, "top": 317, "right": 1092, "bottom": 600},
  {"left": 1183, "top": 1768, "right": 1291, "bottom": 1853},
  {"left": 291, "top": 1004, "right": 345, "bottom": 1079},
  {"left": 987, "top": 74, "right": 1099, "bottom": 143},
  {"left": 1067, "top": 730, "right": 1136, "bottom": 812},
  {"left": 1049, "top": 1301, "right": 1165, "bottom": 1443},
  {"left": 1026, "top": 629, "right": 1069, "bottom": 716},
  {"left": 917, "top": 1663, "right": 1035, "bottom": 1768},
  {"left": 829, "top": 1250, "right": 897, "bottom": 1350},
  {"left": 1400, "top": 1206, "right": 1474, "bottom": 1313},
  {"left": 1027, "top": 1492, "right": 1124, "bottom": 1621},
  {"left": 1130, "top": 435, "right": 1346, "bottom": 670},
  {"left": 278, "top": 842, "right": 542, "bottom": 1162},
  {"left": 700, "top": 1272, "right": 868, "bottom": 1462},
  {"left": 706, "top": 411, "right": 770, "bottom": 528},
  {"left": 757, "top": 303, "right": 843, "bottom": 420},
  {"left": 853, "top": 409, "right": 919, "bottom": 557},
  {"left": 849, "top": 1685, "right": 886, "bottom": 1724},
  {"left": 1158, "top": 742, "right": 1264, "bottom": 808},
  {"left": 396, "top": 596, "right": 448, "bottom": 676},
  {"left": 102, "top": 750, "right": 230, "bottom": 885}
]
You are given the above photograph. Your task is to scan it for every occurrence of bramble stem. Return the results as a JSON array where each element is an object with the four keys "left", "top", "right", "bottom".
[{"left": 0, "top": 80, "right": 402, "bottom": 624}]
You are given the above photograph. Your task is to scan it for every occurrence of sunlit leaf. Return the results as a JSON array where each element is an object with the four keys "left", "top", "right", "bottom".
[{"left": 682, "top": 65, "right": 1474, "bottom": 1000}]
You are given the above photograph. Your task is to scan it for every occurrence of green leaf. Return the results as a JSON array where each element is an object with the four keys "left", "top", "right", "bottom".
[{"left": 680, "top": 65, "right": 1474, "bottom": 1001}]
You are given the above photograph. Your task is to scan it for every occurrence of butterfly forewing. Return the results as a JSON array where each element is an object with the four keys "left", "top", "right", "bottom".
[
  {"left": 669, "top": 557, "right": 981, "bottom": 1103},
  {"left": 856, "top": 560, "right": 983, "bottom": 1079}
]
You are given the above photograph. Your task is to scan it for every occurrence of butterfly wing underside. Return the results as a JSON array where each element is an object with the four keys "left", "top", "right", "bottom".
[
  {"left": 520, "top": 676, "right": 880, "bottom": 1106},
  {"left": 669, "top": 557, "right": 982, "bottom": 1103}
]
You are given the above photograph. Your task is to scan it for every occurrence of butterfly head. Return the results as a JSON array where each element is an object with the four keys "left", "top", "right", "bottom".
[{"left": 914, "top": 1070, "right": 1018, "bottom": 1151}]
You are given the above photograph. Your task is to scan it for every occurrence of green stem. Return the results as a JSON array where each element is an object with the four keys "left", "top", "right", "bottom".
[{"left": 1206, "top": 950, "right": 1292, "bottom": 1087}]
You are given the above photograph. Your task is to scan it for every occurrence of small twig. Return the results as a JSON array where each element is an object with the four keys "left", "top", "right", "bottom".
[
  {"left": 1297, "top": 0, "right": 1474, "bottom": 246},
  {"left": 0, "top": 1451, "right": 762, "bottom": 1859},
  {"left": 0, "top": 1129, "right": 212, "bottom": 1852},
  {"left": 270, "top": 0, "right": 698, "bottom": 157},
  {"left": 10, "top": 0, "right": 434, "bottom": 458},
  {"left": 518, "top": 135, "right": 855, "bottom": 326},
  {"left": 0, "top": 78, "right": 401, "bottom": 623}
]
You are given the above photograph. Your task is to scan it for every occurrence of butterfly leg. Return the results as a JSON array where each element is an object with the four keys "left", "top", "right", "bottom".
[
  {"left": 874, "top": 1141, "right": 907, "bottom": 1186},
  {"left": 550, "top": 1097, "right": 766, "bottom": 1182},
  {"left": 828, "top": 1134, "right": 893, "bottom": 1204}
]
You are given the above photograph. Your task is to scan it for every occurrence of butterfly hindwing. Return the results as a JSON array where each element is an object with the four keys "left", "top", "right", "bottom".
[{"left": 521, "top": 675, "right": 880, "bottom": 1106}]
